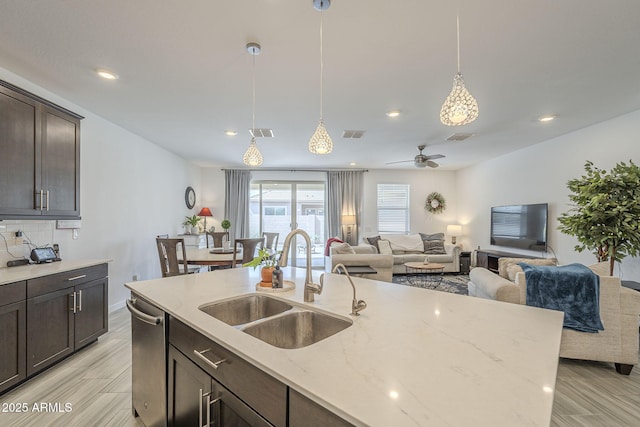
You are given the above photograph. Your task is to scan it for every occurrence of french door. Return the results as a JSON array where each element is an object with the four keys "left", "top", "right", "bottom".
[{"left": 249, "top": 181, "right": 325, "bottom": 268}]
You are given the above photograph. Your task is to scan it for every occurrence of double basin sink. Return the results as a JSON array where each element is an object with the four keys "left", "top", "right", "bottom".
[{"left": 199, "top": 294, "right": 352, "bottom": 349}]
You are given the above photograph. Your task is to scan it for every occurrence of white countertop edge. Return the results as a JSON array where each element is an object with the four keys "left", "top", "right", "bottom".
[{"left": 0, "top": 259, "right": 112, "bottom": 285}]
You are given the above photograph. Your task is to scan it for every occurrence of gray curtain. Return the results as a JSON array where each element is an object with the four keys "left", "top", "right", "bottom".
[
  {"left": 224, "top": 169, "right": 252, "bottom": 240},
  {"left": 326, "top": 170, "right": 364, "bottom": 245}
]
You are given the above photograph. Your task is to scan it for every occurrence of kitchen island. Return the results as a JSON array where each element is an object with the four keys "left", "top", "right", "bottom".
[{"left": 125, "top": 266, "right": 563, "bottom": 426}]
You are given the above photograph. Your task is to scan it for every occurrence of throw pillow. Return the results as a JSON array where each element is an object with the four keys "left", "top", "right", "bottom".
[
  {"left": 419, "top": 232, "right": 445, "bottom": 241},
  {"left": 332, "top": 242, "right": 356, "bottom": 254},
  {"left": 423, "top": 240, "right": 446, "bottom": 254},
  {"left": 377, "top": 239, "right": 393, "bottom": 254},
  {"left": 365, "top": 235, "right": 381, "bottom": 250}
]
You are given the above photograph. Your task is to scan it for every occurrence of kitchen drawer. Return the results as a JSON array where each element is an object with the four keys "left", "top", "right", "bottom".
[
  {"left": 0, "top": 281, "right": 26, "bottom": 307},
  {"left": 27, "top": 263, "right": 108, "bottom": 298},
  {"left": 169, "top": 317, "right": 287, "bottom": 427}
]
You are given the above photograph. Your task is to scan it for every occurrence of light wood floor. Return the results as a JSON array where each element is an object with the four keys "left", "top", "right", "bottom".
[{"left": 1, "top": 308, "right": 640, "bottom": 426}]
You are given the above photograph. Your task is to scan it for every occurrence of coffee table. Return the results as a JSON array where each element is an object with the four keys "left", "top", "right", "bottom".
[{"left": 404, "top": 262, "right": 445, "bottom": 288}]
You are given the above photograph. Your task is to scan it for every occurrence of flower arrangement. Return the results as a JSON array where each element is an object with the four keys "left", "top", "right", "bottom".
[{"left": 243, "top": 247, "right": 278, "bottom": 269}]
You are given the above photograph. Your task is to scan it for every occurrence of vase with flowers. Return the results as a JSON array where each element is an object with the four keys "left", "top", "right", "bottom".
[{"left": 244, "top": 247, "right": 279, "bottom": 287}]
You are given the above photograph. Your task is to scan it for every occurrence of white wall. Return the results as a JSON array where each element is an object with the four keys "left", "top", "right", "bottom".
[
  {"left": 0, "top": 67, "right": 202, "bottom": 310},
  {"left": 362, "top": 169, "right": 459, "bottom": 239},
  {"left": 457, "top": 109, "right": 640, "bottom": 280}
]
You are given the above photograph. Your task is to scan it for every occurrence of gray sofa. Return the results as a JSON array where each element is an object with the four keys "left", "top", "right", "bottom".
[
  {"left": 468, "top": 259, "right": 640, "bottom": 374},
  {"left": 329, "top": 234, "right": 461, "bottom": 276},
  {"left": 328, "top": 244, "right": 393, "bottom": 282}
]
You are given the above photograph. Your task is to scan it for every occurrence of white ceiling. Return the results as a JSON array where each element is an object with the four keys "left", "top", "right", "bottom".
[{"left": 1, "top": 0, "right": 639, "bottom": 170}]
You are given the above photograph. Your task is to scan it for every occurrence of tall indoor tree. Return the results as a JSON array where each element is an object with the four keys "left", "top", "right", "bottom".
[{"left": 558, "top": 160, "right": 640, "bottom": 275}]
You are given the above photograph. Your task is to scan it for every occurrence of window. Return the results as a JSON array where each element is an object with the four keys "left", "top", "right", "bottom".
[
  {"left": 264, "top": 206, "right": 287, "bottom": 216},
  {"left": 377, "top": 184, "right": 410, "bottom": 234}
]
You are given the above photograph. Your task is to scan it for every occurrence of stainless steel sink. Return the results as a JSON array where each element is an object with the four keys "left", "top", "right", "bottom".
[
  {"left": 242, "top": 310, "right": 352, "bottom": 349},
  {"left": 199, "top": 294, "right": 293, "bottom": 326}
]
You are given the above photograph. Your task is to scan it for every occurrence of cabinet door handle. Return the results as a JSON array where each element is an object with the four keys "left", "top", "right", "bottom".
[
  {"left": 67, "top": 274, "right": 87, "bottom": 281},
  {"left": 46, "top": 190, "right": 49, "bottom": 211},
  {"left": 193, "top": 348, "right": 227, "bottom": 370},
  {"left": 70, "top": 292, "right": 77, "bottom": 314},
  {"left": 39, "top": 189, "right": 44, "bottom": 211},
  {"left": 77, "top": 289, "right": 82, "bottom": 312},
  {"left": 199, "top": 389, "right": 212, "bottom": 427}
]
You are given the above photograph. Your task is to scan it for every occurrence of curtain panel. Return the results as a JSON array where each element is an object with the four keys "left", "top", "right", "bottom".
[
  {"left": 326, "top": 170, "right": 363, "bottom": 245},
  {"left": 224, "top": 169, "right": 252, "bottom": 240}
]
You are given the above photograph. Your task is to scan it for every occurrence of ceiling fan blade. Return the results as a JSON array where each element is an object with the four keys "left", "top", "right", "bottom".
[
  {"left": 425, "top": 154, "right": 445, "bottom": 160},
  {"left": 426, "top": 160, "right": 439, "bottom": 168},
  {"left": 385, "top": 159, "right": 414, "bottom": 165}
]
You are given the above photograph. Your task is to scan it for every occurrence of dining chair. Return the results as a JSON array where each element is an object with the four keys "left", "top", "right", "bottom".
[
  {"left": 156, "top": 237, "right": 200, "bottom": 277},
  {"left": 233, "top": 237, "right": 265, "bottom": 267},
  {"left": 206, "top": 231, "right": 230, "bottom": 248},
  {"left": 262, "top": 232, "right": 279, "bottom": 251}
]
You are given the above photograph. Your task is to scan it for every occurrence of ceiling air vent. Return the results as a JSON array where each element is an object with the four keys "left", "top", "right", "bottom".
[
  {"left": 342, "top": 130, "right": 366, "bottom": 139},
  {"left": 446, "top": 133, "right": 474, "bottom": 141},
  {"left": 249, "top": 128, "right": 274, "bottom": 138}
]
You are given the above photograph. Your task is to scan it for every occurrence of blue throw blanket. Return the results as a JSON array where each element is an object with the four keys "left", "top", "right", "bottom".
[{"left": 519, "top": 263, "right": 604, "bottom": 333}]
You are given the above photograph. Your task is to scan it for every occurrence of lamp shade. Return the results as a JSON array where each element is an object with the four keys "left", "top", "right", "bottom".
[
  {"left": 342, "top": 215, "right": 356, "bottom": 226},
  {"left": 198, "top": 207, "right": 213, "bottom": 217},
  {"left": 446, "top": 224, "right": 462, "bottom": 236}
]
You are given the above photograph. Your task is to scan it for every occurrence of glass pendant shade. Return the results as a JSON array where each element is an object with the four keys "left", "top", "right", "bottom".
[
  {"left": 308, "top": 119, "right": 333, "bottom": 154},
  {"left": 440, "top": 72, "right": 478, "bottom": 126},
  {"left": 243, "top": 138, "right": 263, "bottom": 166}
]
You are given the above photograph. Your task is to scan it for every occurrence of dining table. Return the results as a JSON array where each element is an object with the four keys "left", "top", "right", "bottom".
[{"left": 181, "top": 247, "right": 241, "bottom": 268}]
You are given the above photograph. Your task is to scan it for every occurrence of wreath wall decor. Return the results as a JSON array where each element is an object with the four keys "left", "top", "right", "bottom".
[{"left": 425, "top": 192, "right": 446, "bottom": 214}]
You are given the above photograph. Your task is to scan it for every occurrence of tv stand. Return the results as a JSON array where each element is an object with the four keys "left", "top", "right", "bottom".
[{"left": 475, "top": 249, "right": 541, "bottom": 274}]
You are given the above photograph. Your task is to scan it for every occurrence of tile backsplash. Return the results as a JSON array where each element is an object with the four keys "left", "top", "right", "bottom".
[{"left": 0, "top": 220, "right": 55, "bottom": 268}]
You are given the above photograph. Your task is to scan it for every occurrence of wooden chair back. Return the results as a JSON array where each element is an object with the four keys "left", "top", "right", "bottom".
[
  {"left": 262, "top": 232, "right": 279, "bottom": 251},
  {"left": 233, "top": 237, "right": 265, "bottom": 266},
  {"left": 156, "top": 237, "right": 189, "bottom": 277},
  {"left": 206, "top": 231, "right": 230, "bottom": 248}
]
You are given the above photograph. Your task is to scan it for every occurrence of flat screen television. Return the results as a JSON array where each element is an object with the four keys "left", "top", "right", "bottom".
[{"left": 490, "top": 203, "right": 548, "bottom": 251}]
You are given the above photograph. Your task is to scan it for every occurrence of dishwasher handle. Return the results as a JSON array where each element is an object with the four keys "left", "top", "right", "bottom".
[{"left": 126, "top": 298, "right": 163, "bottom": 326}]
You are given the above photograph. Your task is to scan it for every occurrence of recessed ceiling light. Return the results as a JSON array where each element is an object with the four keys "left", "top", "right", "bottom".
[
  {"left": 349, "top": 162, "right": 357, "bottom": 166},
  {"left": 538, "top": 115, "right": 556, "bottom": 123},
  {"left": 96, "top": 69, "right": 119, "bottom": 80},
  {"left": 225, "top": 130, "right": 238, "bottom": 136},
  {"left": 386, "top": 110, "right": 401, "bottom": 118}
]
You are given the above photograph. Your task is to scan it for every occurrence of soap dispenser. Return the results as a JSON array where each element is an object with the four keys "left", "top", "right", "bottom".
[{"left": 272, "top": 265, "right": 283, "bottom": 288}]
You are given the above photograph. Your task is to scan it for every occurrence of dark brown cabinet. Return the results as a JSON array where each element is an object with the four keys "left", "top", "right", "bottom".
[
  {"left": 0, "top": 264, "right": 108, "bottom": 395},
  {"left": 475, "top": 249, "right": 538, "bottom": 273},
  {"left": 289, "top": 389, "right": 354, "bottom": 427},
  {"left": 0, "top": 281, "right": 27, "bottom": 394},
  {"left": 0, "top": 80, "right": 82, "bottom": 219}
]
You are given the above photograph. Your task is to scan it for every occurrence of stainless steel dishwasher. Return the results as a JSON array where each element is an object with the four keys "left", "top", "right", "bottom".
[{"left": 127, "top": 293, "right": 167, "bottom": 427}]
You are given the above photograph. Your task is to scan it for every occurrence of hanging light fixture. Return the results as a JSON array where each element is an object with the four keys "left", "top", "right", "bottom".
[
  {"left": 308, "top": 0, "right": 333, "bottom": 155},
  {"left": 243, "top": 42, "right": 264, "bottom": 166},
  {"left": 440, "top": 11, "right": 479, "bottom": 126}
]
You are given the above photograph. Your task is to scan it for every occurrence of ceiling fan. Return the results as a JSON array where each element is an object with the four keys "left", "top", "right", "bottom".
[{"left": 386, "top": 145, "right": 445, "bottom": 168}]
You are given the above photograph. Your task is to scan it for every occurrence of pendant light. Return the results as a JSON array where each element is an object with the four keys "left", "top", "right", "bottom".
[
  {"left": 308, "top": 0, "right": 333, "bottom": 155},
  {"left": 440, "top": 11, "right": 478, "bottom": 126},
  {"left": 243, "top": 42, "right": 264, "bottom": 166}
]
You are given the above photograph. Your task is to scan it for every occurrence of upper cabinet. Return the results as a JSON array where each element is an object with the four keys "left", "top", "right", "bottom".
[{"left": 0, "top": 80, "right": 82, "bottom": 219}]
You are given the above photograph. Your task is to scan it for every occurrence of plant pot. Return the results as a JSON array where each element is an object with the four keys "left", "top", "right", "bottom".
[
  {"left": 191, "top": 225, "right": 200, "bottom": 234},
  {"left": 260, "top": 266, "right": 275, "bottom": 287}
]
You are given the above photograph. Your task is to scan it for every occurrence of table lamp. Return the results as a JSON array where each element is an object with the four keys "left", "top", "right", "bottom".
[
  {"left": 342, "top": 215, "right": 356, "bottom": 244},
  {"left": 446, "top": 224, "right": 462, "bottom": 245},
  {"left": 198, "top": 207, "right": 213, "bottom": 233}
]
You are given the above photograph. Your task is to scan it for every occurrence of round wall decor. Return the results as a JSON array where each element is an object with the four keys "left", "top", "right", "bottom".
[
  {"left": 185, "top": 186, "right": 196, "bottom": 209},
  {"left": 425, "top": 192, "right": 446, "bottom": 214}
]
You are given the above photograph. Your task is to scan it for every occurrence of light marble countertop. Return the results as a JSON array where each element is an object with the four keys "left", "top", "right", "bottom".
[
  {"left": 125, "top": 267, "right": 564, "bottom": 426},
  {"left": 0, "top": 259, "right": 111, "bottom": 285}
]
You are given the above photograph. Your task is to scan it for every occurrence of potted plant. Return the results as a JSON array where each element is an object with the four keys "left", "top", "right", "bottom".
[
  {"left": 558, "top": 160, "right": 640, "bottom": 275},
  {"left": 183, "top": 214, "right": 201, "bottom": 235},
  {"left": 244, "top": 247, "right": 279, "bottom": 287},
  {"left": 221, "top": 219, "right": 231, "bottom": 231}
]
